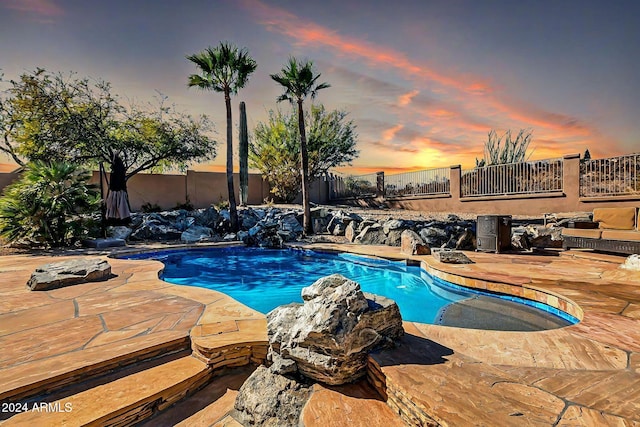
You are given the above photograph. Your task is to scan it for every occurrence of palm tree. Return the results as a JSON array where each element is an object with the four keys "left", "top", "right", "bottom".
[
  {"left": 271, "top": 57, "right": 330, "bottom": 235},
  {"left": 186, "top": 42, "right": 257, "bottom": 232}
]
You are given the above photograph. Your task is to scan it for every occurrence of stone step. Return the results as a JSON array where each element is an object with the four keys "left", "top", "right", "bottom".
[
  {"left": 0, "top": 330, "right": 190, "bottom": 403},
  {"left": 138, "top": 366, "right": 254, "bottom": 426},
  {"left": 4, "top": 355, "right": 211, "bottom": 426}
]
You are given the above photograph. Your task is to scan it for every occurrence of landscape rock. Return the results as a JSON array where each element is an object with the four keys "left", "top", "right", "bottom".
[
  {"left": 181, "top": 225, "right": 213, "bottom": 243},
  {"left": 511, "top": 226, "right": 531, "bottom": 250},
  {"left": 401, "top": 230, "right": 431, "bottom": 255},
  {"left": 27, "top": 258, "right": 112, "bottom": 291},
  {"left": 240, "top": 209, "right": 260, "bottom": 230},
  {"left": 267, "top": 274, "right": 403, "bottom": 385},
  {"left": 621, "top": 254, "right": 640, "bottom": 271},
  {"left": 418, "top": 226, "right": 448, "bottom": 247},
  {"left": 223, "top": 233, "right": 237, "bottom": 241},
  {"left": 107, "top": 226, "right": 133, "bottom": 240},
  {"left": 344, "top": 221, "right": 358, "bottom": 242},
  {"left": 385, "top": 229, "right": 405, "bottom": 246},
  {"left": 325, "top": 210, "right": 361, "bottom": 234},
  {"left": 356, "top": 219, "right": 377, "bottom": 233},
  {"left": 245, "top": 222, "right": 284, "bottom": 248},
  {"left": 130, "top": 217, "right": 181, "bottom": 241},
  {"left": 382, "top": 219, "right": 407, "bottom": 234},
  {"left": 455, "top": 228, "right": 476, "bottom": 250},
  {"left": 432, "top": 249, "right": 474, "bottom": 264},
  {"left": 279, "top": 212, "right": 304, "bottom": 236},
  {"left": 194, "top": 206, "right": 220, "bottom": 228},
  {"left": 332, "top": 222, "right": 346, "bottom": 236},
  {"left": 526, "top": 225, "right": 564, "bottom": 248},
  {"left": 354, "top": 224, "right": 386, "bottom": 245},
  {"left": 233, "top": 365, "right": 312, "bottom": 427}
]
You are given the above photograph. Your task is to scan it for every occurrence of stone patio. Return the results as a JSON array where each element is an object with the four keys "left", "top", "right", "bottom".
[{"left": 0, "top": 242, "right": 638, "bottom": 426}]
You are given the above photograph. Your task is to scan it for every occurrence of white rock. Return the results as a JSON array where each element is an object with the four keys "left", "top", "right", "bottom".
[{"left": 621, "top": 254, "right": 640, "bottom": 271}]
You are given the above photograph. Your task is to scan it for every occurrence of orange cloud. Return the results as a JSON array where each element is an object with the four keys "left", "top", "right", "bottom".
[
  {"left": 381, "top": 124, "right": 403, "bottom": 142},
  {"left": 240, "top": 0, "right": 617, "bottom": 166},
  {"left": 2, "top": 0, "right": 63, "bottom": 17},
  {"left": 397, "top": 90, "right": 419, "bottom": 106},
  {"left": 239, "top": 0, "right": 490, "bottom": 95}
]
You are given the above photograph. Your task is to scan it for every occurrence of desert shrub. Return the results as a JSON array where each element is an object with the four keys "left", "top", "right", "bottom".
[
  {"left": 0, "top": 161, "right": 100, "bottom": 247},
  {"left": 141, "top": 202, "right": 162, "bottom": 213},
  {"left": 476, "top": 129, "right": 533, "bottom": 167}
]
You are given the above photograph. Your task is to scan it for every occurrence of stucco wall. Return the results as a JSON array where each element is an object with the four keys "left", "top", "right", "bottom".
[
  {"left": 0, "top": 172, "right": 19, "bottom": 194},
  {"left": 88, "top": 170, "right": 327, "bottom": 210},
  {"left": 378, "top": 155, "right": 640, "bottom": 215}
]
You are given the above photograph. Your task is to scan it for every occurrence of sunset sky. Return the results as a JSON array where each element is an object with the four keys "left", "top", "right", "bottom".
[{"left": 1, "top": 0, "right": 639, "bottom": 174}]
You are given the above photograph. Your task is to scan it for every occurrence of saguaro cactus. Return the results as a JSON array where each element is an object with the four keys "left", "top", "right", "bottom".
[{"left": 239, "top": 101, "right": 249, "bottom": 206}]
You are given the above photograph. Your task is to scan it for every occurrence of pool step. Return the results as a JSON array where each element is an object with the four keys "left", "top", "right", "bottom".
[
  {"left": 4, "top": 355, "right": 212, "bottom": 426},
  {"left": 0, "top": 330, "right": 191, "bottom": 403}
]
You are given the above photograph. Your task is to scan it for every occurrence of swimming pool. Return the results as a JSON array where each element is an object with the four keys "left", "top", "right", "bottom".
[{"left": 125, "top": 247, "right": 577, "bottom": 330}]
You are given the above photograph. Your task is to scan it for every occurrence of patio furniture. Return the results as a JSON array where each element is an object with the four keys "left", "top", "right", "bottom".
[{"left": 562, "top": 207, "right": 640, "bottom": 255}]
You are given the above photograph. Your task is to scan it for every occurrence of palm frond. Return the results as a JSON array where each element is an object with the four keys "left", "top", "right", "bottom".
[{"left": 187, "top": 42, "right": 257, "bottom": 94}]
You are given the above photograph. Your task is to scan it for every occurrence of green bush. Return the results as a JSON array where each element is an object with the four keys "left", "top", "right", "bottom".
[{"left": 0, "top": 161, "right": 100, "bottom": 248}]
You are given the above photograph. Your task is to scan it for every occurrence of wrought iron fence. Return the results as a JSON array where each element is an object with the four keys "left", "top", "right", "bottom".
[
  {"left": 385, "top": 167, "right": 450, "bottom": 198},
  {"left": 580, "top": 153, "right": 640, "bottom": 197},
  {"left": 329, "top": 172, "right": 380, "bottom": 199},
  {"left": 461, "top": 158, "right": 563, "bottom": 197}
]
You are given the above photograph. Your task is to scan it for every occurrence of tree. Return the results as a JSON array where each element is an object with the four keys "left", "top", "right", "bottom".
[
  {"left": 0, "top": 69, "right": 217, "bottom": 181},
  {"left": 187, "top": 42, "right": 257, "bottom": 232},
  {"left": 0, "top": 161, "right": 99, "bottom": 247},
  {"left": 271, "top": 58, "right": 330, "bottom": 234},
  {"left": 250, "top": 105, "right": 358, "bottom": 202}
]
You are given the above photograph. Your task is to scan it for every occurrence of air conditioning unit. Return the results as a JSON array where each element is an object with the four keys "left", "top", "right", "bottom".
[{"left": 476, "top": 215, "right": 512, "bottom": 253}]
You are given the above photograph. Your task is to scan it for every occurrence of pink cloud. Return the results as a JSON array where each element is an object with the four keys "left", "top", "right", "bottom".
[
  {"left": 1, "top": 0, "right": 63, "bottom": 17},
  {"left": 381, "top": 124, "right": 403, "bottom": 142},
  {"left": 240, "top": 0, "right": 618, "bottom": 164},
  {"left": 397, "top": 90, "right": 419, "bottom": 107}
]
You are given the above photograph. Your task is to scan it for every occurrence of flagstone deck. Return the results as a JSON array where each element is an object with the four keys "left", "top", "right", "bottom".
[{"left": 0, "top": 242, "right": 638, "bottom": 426}]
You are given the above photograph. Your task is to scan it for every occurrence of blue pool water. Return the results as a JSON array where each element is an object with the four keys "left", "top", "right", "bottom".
[{"left": 125, "top": 247, "right": 576, "bottom": 328}]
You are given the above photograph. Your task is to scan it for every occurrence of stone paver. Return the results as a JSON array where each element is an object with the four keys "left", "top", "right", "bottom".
[
  {"left": 303, "top": 243, "right": 640, "bottom": 426},
  {"left": 0, "top": 242, "right": 639, "bottom": 426}
]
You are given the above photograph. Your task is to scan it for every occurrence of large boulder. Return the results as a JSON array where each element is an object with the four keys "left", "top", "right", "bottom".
[
  {"left": 326, "top": 211, "right": 363, "bottom": 234},
  {"left": 107, "top": 226, "right": 133, "bottom": 240},
  {"left": 27, "top": 258, "right": 112, "bottom": 291},
  {"left": 194, "top": 206, "right": 220, "bottom": 228},
  {"left": 240, "top": 208, "right": 260, "bottom": 230},
  {"left": 181, "top": 225, "right": 214, "bottom": 243},
  {"left": 354, "top": 224, "right": 386, "bottom": 245},
  {"left": 455, "top": 228, "right": 476, "bottom": 250},
  {"left": 526, "top": 225, "right": 563, "bottom": 248},
  {"left": 267, "top": 274, "right": 403, "bottom": 385},
  {"left": 130, "top": 216, "right": 182, "bottom": 241},
  {"left": 344, "top": 221, "right": 358, "bottom": 242},
  {"left": 511, "top": 226, "right": 531, "bottom": 250},
  {"left": 233, "top": 365, "right": 312, "bottom": 427},
  {"left": 419, "top": 226, "right": 448, "bottom": 247},
  {"left": 278, "top": 212, "right": 304, "bottom": 240},
  {"left": 245, "top": 221, "right": 284, "bottom": 248},
  {"left": 401, "top": 230, "right": 431, "bottom": 255},
  {"left": 383, "top": 219, "right": 410, "bottom": 246}
]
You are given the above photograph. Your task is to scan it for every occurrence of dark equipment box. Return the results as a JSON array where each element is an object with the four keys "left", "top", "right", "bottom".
[{"left": 476, "top": 215, "right": 512, "bottom": 253}]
